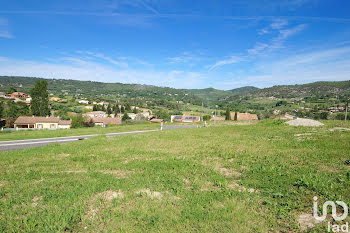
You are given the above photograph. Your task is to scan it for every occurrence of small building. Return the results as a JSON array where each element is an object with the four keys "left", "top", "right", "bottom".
[
  {"left": 92, "top": 117, "right": 121, "bottom": 127},
  {"left": 49, "top": 97, "right": 61, "bottom": 102},
  {"left": 14, "top": 116, "right": 72, "bottom": 129},
  {"left": 170, "top": 115, "right": 200, "bottom": 123},
  {"left": 8, "top": 92, "right": 30, "bottom": 99},
  {"left": 84, "top": 111, "right": 107, "bottom": 118},
  {"left": 78, "top": 100, "right": 89, "bottom": 104},
  {"left": 230, "top": 112, "right": 258, "bottom": 121},
  {"left": 150, "top": 118, "right": 164, "bottom": 123},
  {"left": 127, "top": 113, "right": 137, "bottom": 120}
]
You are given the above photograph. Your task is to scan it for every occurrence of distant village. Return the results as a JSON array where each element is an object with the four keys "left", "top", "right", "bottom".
[{"left": 0, "top": 80, "right": 348, "bottom": 131}]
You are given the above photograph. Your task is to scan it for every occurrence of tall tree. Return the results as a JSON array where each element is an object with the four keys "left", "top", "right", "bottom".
[
  {"left": 0, "top": 101, "right": 3, "bottom": 118},
  {"left": 234, "top": 111, "right": 238, "bottom": 121},
  {"left": 225, "top": 107, "right": 231, "bottom": 120},
  {"left": 30, "top": 80, "right": 50, "bottom": 116}
]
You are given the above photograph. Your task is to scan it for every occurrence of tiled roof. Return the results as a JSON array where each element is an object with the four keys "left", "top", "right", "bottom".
[
  {"left": 92, "top": 117, "right": 121, "bottom": 125},
  {"left": 14, "top": 116, "right": 60, "bottom": 124}
]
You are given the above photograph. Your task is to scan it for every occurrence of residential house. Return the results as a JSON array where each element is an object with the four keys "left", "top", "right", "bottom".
[
  {"left": 8, "top": 92, "right": 30, "bottom": 99},
  {"left": 170, "top": 115, "right": 200, "bottom": 123},
  {"left": 49, "top": 97, "right": 61, "bottom": 102},
  {"left": 0, "top": 92, "right": 5, "bottom": 98},
  {"left": 210, "top": 116, "right": 225, "bottom": 121},
  {"left": 92, "top": 117, "right": 121, "bottom": 127},
  {"left": 229, "top": 112, "right": 258, "bottom": 121},
  {"left": 78, "top": 100, "right": 89, "bottom": 104},
  {"left": 14, "top": 116, "right": 72, "bottom": 129},
  {"left": 84, "top": 111, "right": 108, "bottom": 118},
  {"left": 127, "top": 113, "right": 137, "bottom": 120}
]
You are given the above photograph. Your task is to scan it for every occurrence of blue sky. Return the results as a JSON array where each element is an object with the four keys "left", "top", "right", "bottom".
[{"left": 0, "top": 0, "right": 350, "bottom": 89}]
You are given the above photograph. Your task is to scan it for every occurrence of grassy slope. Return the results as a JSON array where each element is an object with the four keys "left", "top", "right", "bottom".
[
  {"left": 0, "top": 120, "right": 350, "bottom": 232},
  {"left": 0, "top": 123, "right": 160, "bottom": 141}
]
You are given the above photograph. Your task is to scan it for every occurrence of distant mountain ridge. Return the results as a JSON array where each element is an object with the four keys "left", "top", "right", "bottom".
[{"left": 0, "top": 76, "right": 349, "bottom": 101}]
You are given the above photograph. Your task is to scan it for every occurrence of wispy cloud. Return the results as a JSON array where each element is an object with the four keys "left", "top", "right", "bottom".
[
  {"left": 0, "top": 31, "right": 13, "bottom": 39},
  {"left": 76, "top": 51, "right": 128, "bottom": 68},
  {"left": 217, "top": 46, "right": 350, "bottom": 89},
  {"left": 247, "top": 43, "right": 268, "bottom": 55},
  {"left": 270, "top": 24, "right": 306, "bottom": 49},
  {"left": 168, "top": 51, "right": 200, "bottom": 64},
  {"left": 0, "top": 17, "right": 13, "bottom": 39},
  {"left": 270, "top": 19, "right": 288, "bottom": 29},
  {"left": 207, "top": 56, "right": 242, "bottom": 70},
  {"left": 250, "top": 23, "right": 306, "bottom": 54}
]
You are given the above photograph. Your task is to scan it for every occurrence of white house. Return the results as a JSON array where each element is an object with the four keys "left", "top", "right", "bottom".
[
  {"left": 84, "top": 111, "right": 108, "bottom": 118},
  {"left": 78, "top": 100, "right": 89, "bottom": 104}
]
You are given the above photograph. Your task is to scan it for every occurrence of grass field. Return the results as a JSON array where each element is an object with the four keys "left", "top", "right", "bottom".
[
  {"left": 0, "top": 123, "right": 160, "bottom": 141},
  {"left": 1, "top": 120, "right": 350, "bottom": 232}
]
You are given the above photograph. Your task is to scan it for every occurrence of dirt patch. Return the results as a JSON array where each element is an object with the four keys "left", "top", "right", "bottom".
[
  {"left": 136, "top": 189, "right": 163, "bottom": 200},
  {"left": 31, "top": 196, "right": 42, "bottom": 208},
  {"left": 215, "top": 162, "right": 241, "bottom": 177},
  {"left": 86, "top": 190, "right": 124, "bottom": 219},
  {"left": 298, "top": 213, "right": 324, "bottom": 231},
  {"left": 102, "top": 169, "right": 135, "bottom": 178},
  {"left": 287, "top": 118, "right": 324, "bottom": 127},
  {"left": 294, "top": 133, "right": 313, "bottom": 137},
  {"left": 58, "top": 153, "right": 70, "bottom": 158},
  {"left": 64, "top": 170, "right": 87, "bottom": 173},
  {"left": 227, "top": 181, "right": 258, "bottom": 193},
  {"left": 200, "top": 181, "right": 221, "bottom": 192},
  {"left": 330, "top": 127, "right": 350, "bottom": 132}
]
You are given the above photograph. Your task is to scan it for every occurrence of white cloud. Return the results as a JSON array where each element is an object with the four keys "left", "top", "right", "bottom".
[
  {"left": 207, "top": 56, "right": 242, "bottom": 70},
  {"left": 258, "top": 28, "right": 269, "bottom": 35},
  {"left": 217, "top": 46, "right": 350, "bottom": 89},
  {"left": 270, "top": 19, "right": 288, "bottom": 29},
  {"left": 270, "top": 24, "right": 306, "bottom": 49},
  {"left": 168, "top": 51, "right": 199, "bottom": 64},
  {"left": 247, "top": 43, "right": 268, "bottom": 55},
  {"left": 75, "top": 51, "right": 128, "bottom": 68}
]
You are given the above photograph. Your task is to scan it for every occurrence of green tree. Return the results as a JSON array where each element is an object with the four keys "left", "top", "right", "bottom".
[
  {"left": 7, "top": 87, "right": 17, "bottom": 94},
  {"left": 93, "top": 105, "right": 98, "bottom": 111},
  {"left": 125, "top": 103, "right": 131, "bottom": 112},
  {"left": 234, "top": 111, "right": 238, "bottom": 121},
  {"left": 122, "top": 112, "right": 130, "bottom": 121},
  {"left": 71, "top": 114, "right": 86, "bottom": 128},
  {"left": 107, "top": 104, "right": 112, "bottom": 115},
  {"left": 30, "top": 80, "right": 50, "bottom": 116},
  {"left": 225, "top": 107, "right": 231, "bottom": 120},
  {"left": 114, "top": 104, "right": 120, "bottom": 115},
  {"left": 0, "top": 101, "right": 3, "bottom": 118}
]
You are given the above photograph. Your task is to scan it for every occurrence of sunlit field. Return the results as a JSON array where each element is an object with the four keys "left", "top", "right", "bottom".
[{"left": 1, "top": 120, "right": 349, "bottom": 232}]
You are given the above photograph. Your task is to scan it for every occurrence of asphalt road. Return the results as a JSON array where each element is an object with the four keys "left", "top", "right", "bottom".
[{"left": 0, "top": 125, "right": 199, "bottom": 152}]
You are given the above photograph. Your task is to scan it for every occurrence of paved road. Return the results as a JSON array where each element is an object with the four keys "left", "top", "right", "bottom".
[{"left": 0, "top": 126, "right": 199, "bottom": 152}]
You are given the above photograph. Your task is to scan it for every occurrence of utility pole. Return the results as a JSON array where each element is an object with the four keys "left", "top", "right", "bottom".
[
  {"left": 214, "top": 105, "right": 217, "bottom": 125},
  {"left": 206, "top": 98, "right": 209, "bottom": 115}
]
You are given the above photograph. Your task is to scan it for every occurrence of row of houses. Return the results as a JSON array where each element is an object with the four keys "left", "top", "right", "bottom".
[
  {"left": 0, "top": 91, "right": 32, "bottom": 104},
  {"left": 84, "top": 110, "right": 152, "bottom": 120}
]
